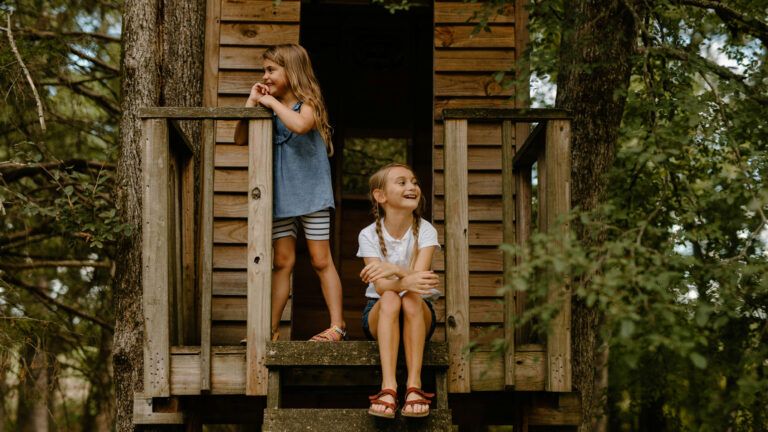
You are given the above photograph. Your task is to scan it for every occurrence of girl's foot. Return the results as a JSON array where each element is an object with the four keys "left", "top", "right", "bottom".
[
  {"left": 309, "top": 325, "right": 346, "bottom": 342},
  {"left": 368, "top": 388, "right": 397, "bottom": 419},
  {"left": 401, "top": 387, "right": 434, "bottom": 418}
]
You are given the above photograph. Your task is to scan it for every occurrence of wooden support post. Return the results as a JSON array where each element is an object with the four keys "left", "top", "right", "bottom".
[
  {"left": 502, "top": 119, "right": 516, "bottom": 389},
  {"left": 267, "top": 370, "right": 281, "bottom": 409},
  {"left": 246, "top": 119, "right": 272, "bottom": 396},
  {"left": 141, "top": 118, "right": 171, "bottom": 397},
  {"left": 514, "top": 167, "right": 532, "bottom": 344},
  {"left": 443, "top": 118, "right": 471, "bottom": 393},
  {"left": 181, "top": 148, "right": 197, "bottom": 345},
  {"left": 544, "top": 119, "right": 572, "bottom": 392},
  {"left": 199, "top": 118, "right": 215, "bottom": 392}
]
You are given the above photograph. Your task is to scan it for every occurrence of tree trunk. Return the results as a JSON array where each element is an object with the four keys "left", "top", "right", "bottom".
[
  {"left": 114, "top": 0, "right": 204, "bottom": 430},
  {"left": 554, "top": 1, "right": 638, "bottom": 430},
  {"left": 16, "top": 340, "right": 49, "bottom": 432}
]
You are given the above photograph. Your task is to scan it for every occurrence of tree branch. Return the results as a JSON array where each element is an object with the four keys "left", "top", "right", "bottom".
[
  {"left": 1, "top": 13, "right": 46, "bottom": 133},
  {"left": 0, "top": 273, "right": 114, "bottom": 332},
  {"left": 0, "top": 159, "right": 115, "bottom": 183},
  {"left": 0, "top": 260, "right": 111, "bottom": 270},
  {"left": 19, "top": 28, "right": 121, "bottom": 44},
  {"left": 67, "top": 47, "right": 120, "bottom": 74},
  {"left": 677, "top": 0, "right": 768, "bottom": 46},
  {"left": 53, "top": 77, "right": 120, "bottom": 115}
]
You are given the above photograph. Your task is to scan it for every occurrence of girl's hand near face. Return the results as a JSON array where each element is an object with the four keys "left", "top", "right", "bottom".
[
  {"left": 360, "top": 261, "right": 401, "bottom": 283},
  {"left": 246, "top": 83, "right": 270, "bottom": 107},
  {"left": 257, "top": 94, "right": 279, "bottom": 110},
  {"left": 401, "top": 271, "right": 439, "bottom": 295}
]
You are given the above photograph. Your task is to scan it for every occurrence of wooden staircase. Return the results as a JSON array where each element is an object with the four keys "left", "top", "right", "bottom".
[{"left": 262, "top": 341, "right": 456, "bottom": 431}]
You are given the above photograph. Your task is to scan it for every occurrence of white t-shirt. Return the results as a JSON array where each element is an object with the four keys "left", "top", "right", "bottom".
[{"left": 356, "top": 218, "right": 441, "bottom": 299}]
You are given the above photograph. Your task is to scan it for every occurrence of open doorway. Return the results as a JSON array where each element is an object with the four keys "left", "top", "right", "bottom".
[{"left": 290, "top": 1, "right": 433, "bottom": 340}]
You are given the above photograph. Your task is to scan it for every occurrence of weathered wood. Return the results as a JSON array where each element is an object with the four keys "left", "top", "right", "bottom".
[
  {"left": 501, "top": 119, "right": 516, "bottom": 389},
  {"left": 434, "top": 2, "right": 514, "bottom": 24},
  {"left": 199, "top": 118, "right": 215, "bottom": 392},
  {"left": 216, "top": 120, "right": 239, "bottom": 143},
  {"left": 168, "top": 148, "right": 181, "bottom": 345},
  {"left": 435, "top": 25, "right": 515, "bottom": 48},
  {"left": 514, "top": 345, "right": 546, "bottom": 391},
  {"left": 433, "top": 197, "right": 502, "bottom": 221},
  {"left": 180, "top": 146, "right": 197, "bottom": 345},
  {"left": 266, "top": 341, "right": 448, "bottom": 367},
  {"left": 219, "top": 46, "right": 267, "bottom": 70},
  {"left": 528, "top": 393, "right": 581, "bottom": 426},
  {"left": 220, "top": 23, "right": 300, "bottom": 46},
  {"left": 513, "top": 122, "right": 546, "bottom": 169},
  {"left": 434, "top": 97, "right": 513, "bottom": 118},
  {"left": 169, "top": 347, "right": 247, "bottom": 395},
  {"left": 267, "top": 370, "right": 280, "bottom": 409},
  {"left": 211, "top": 296, "right": 290, "bottom": 322},
  {"left": 443, "top": 119, "right": 471, "bottom": 393},
  {"left": 214, "top": 168, "right": 248, "bottom": 192},
  {"left": 262, "top": 409, "right": 453, "bottom": 432},
  {"left": 132, "top": 393, "right": 184, "bottom": 424},
  {"left": 435, "top": 73, "right": 514, "bottom": 97},
  {"left": 203, "top": 0, "right": 221, "bottom": 108},
  {"left": 141, "top": 118, "right": 171, "bottom": 397},
  {"left": 544, "top": 120, "right": 572, "bottom": 393},
  {"left": 169, "top": 120, "right": 196, "bottom": 155},
  {"left": 434, "top": 171, "right": 502, "bottom": 196},
  {"left": 437, "top": 273, "right": 503, "bottom": 298},
  {"left": 436, "top": 222, "right": 504, "bottom": 247},
  {"left": 432, "top": 248, "right": 502, "bottom": 272},
  {"left": 213, "top": 193, "right": 248, "bottom": 218},
  {"left": 218, "top": 70, "right": 263, "bottom": 95},
  {"left": 139, "top": 106, "right": 271, "bottom": 119},
  {"left": 435, "top": 49, "right": 515, "bottom": 72},
  {"left": 221, "top": 0, "right": 300, "bottom": 22},
  {"left": 215, "top": 144, "right": 248, "bottom": 167},
  {"left": 246, "top": 119, "right": 272, "bottom": 396},
  {"left": 434, "top": 146, "right": 502, "bottom": 170},
  {"left": 212, "top": 322, "right": 290, "bottom": 345},
  {"left": 442, "top": 108, "right": 571, "bottom": 121},
  {"left": 434, "top": 123, "right": 502, "bottom": 145},
  {"left": 514, "top": 167, "right": 532, "bottom": 343}
]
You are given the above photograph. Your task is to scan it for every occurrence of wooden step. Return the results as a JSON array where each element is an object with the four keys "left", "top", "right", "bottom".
[
  {"left": 262, "top": 408, "right": 454, "bottom": 431},
  {"left": 266, "top": 341, "right": 449, "bottom": 368}
]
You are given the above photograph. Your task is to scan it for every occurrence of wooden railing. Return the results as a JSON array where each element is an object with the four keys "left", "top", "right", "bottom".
[
  {"left": 442, "top": 108, "right": 572, "bottom": 393},
  {"left": 139, "top": 107, "right": 273, "bottom": 397}
]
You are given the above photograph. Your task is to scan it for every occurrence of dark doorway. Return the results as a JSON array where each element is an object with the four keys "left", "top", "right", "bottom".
[{"left": 291, "top": 1, "right": 433, "bottom": 340}]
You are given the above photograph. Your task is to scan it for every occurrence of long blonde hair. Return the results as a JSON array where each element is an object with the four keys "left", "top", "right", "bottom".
[
  {"left": 263, "top": 44, "right": 334, "bottom": 156},
  {"left": 369, "top": 163, "right": 426, "bottom": 270}
]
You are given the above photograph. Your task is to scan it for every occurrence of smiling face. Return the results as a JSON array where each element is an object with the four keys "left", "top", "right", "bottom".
[
  {"left": 262, "top": 59, "right": 291, "bottom": 99},
  {"left": 374, "top": 166, "right": 422, "bottom": 212}
]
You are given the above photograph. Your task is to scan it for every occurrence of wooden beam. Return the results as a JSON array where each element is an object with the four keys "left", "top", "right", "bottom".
[
  {"left": 442, "top": 108, "right": 571, "bottom": 121},
  {"left": 203, "top": 0, "right": 221, "bottom": 108},
  {"left": 141, "top": 118, "right": 171, "bottom": 397},
  {"left": 513, "top": 122, "right": 545, "bottom": 169},
  {"left": 199, "top": 119, "right": 215, "bottom": 392},
  {"left": 132, "top": 393, "right": 184, "bottom": 424},
  {"left": 544, "top": 120, "right": 572, "bottom": 392},
  {"left": 501, "top": 119, "right": 516, "bottom": 389},
  {"left": 443, "top": 119, "right": 471, "bottom": 393},
  {"left": 514, "top": 167, "right": 532, "bottom": 344},
  {"left": 180, "top": 145, "right": 197, "bottom": 345},
  {"left": 139, "top": 107, "right": 272, "bottom": 119},
  {"left": 265, "top": 341, "right": 448, "bottom": 367},
  {"left": 246, "top": 119, "right": 272, "bottom": 396}
]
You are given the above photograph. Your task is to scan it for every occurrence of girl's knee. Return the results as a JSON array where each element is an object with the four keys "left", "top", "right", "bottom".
[
  {"left": 379, "top": 291, "right": 402, "bottom": 315},
  {"left": 402, "top": 294, "right": 423, "bottom": 317},
  {"left": 309, "top": 252, "right": 331, "bottom": 272},
  {"left": 273, "top": 250, "right": 295, "bottom": 272}
]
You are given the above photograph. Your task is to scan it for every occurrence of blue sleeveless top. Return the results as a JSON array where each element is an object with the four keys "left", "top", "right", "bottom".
[{"left": 272, "top": 102, "right": 335, "bottom": 218}]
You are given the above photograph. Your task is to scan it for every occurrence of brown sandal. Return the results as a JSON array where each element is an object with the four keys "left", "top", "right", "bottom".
[
  {"left": 368, "top": 388, "right": 398, "bottom": 419},
  {"left": 309, "top": 325, "right": 346, "bottom": 342},
  {"left": 401, "top": 387, "right": 434, "bottom": 418}
]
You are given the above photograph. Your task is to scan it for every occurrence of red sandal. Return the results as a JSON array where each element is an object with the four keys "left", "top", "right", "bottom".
[
  {"left": 368, "top": 388, "right": 398, "bottom": 419},
  {"left": 401, "top": 387, "right": 434, "bottom": 418}
]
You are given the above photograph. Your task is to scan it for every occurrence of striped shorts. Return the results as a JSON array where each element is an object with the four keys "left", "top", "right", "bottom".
[{"left": 272, "top": 209, "right": 331, "bottom": 241}]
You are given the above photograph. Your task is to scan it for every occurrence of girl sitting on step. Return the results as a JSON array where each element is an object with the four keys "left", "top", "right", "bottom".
[{"left": 357, "top": 163, "right": 442, "bottom": 419}]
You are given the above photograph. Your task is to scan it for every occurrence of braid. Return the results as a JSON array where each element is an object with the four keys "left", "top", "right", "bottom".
[
  {"left": 408, "top": 214, "right": 421, "bottom": 270},
  {"left": 374, "top": 204, "right": 387, "bottom": 258}
]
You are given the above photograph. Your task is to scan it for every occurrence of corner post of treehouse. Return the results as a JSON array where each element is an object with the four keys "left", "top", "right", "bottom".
[
  {"left": 544, "top": 119, "right": 572, "bottom": 392},
  {"left": 246, "top": 118, "right": 273, "bottom": 396},
  {"left": 443, "top": 118, "right": 471, "bottom": 393},
  {"left": 199, "top": 118, "right": 215, "bottom": 393},
  {"left": 141, "top": 118, "right": 171, "bottom": 397},
  {"left": 501, "top": 119, "right": 516, "bottom": 389}
]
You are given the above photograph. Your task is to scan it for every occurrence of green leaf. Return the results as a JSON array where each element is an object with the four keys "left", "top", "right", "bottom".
[
  {"left": 689, "top": 352, "right": 707, "bottom": 369},
  {"left": 620, "top": 320, "right": 635, "bottom": 338}
]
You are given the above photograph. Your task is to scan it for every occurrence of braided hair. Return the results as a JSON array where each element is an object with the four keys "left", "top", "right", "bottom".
[{"left": 368, "top": 163, "right": 426, "bottom": 270}]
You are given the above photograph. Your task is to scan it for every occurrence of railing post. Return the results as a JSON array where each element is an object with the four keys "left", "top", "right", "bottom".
[
  {"left": 246, "top": 118, "right": 273, "bottom": 396},
  {"left": 514, "top": 166, "right": 532, "bottom": 344},
  {"left": 501, "top": 119, "right": 516, "bottom": 388},
  {"left": 199, "top": 118, "right": 215, "bottom": 392},
  {"left": 444, "top": 118, "right": 471, "bottom": 393},
  {"left": 544, "top": 119, "right": 572, "bottom": 392},
  {"left": 141, "top": 118, "right": 171, "bottom": 397}
]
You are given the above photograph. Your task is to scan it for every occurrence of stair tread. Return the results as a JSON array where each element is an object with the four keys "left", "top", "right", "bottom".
[
  {"left": 263, "top": 408, "right": 453, "bottom": 431},
  {"left": 266, "top": 341, "right": 449, "bottom": 367}
]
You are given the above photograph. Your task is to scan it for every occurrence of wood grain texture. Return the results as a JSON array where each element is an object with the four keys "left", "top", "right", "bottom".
[
  {"left": 434, "top": 2, "right": 514, "bottom": 24},
  {"left": 436, "top": 222, "right": 504, "bottom": 246},
  {"left": 221, "top": 0, "right": 300, "bottom": 22},
  {"left": 435, "top": 49, "right": 515, "bottom": 72},
  {"left": 220, "top": 23, "right": 299, "bottom": 46},
  {"left": 199, "top": 118, "right": 215, "bottom": 392},
  {"left": 434, "top": 171, "right": 502, "bottom": 196},
  {"left": 435, "top": 25, "right": 515, "bottom": 48},
  {"left": 219, "top": 46, "right": 266, "bottom": 70},
  {"left": 434, "top": 146, "right": 502, "bottom": 170},
  {"left": 434, "top": 123, "right": 502, "bottom": 146},
  {"left": 434, "top": 197, "right": 502, "bottom": 221},
  {"left": 501, "top": 119, "right": 516, "bottom": 388},
  {"left": 435, "top": 73, "right": 514, "bottom": 97}
]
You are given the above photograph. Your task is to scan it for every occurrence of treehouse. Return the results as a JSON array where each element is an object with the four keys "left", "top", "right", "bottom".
[{"left": 134, "top": 0, "right": 580, "bottom": 430}]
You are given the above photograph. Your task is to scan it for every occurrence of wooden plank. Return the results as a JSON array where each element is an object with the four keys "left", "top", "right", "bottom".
[
  {"left": 218, "top": 70, "right": 262, "bottom": 95},
  {"left": 200, "top": 119, "right": 215, "bottom": 392},
  {"left": 435, "top": 25, "right": 515, "bottom": 49},
  {"left": 214, "top": 219, "right": 248, "bottom": 244},
  {"left": 216, "top": 95, "right": 246, "bottom": 107},
  {"left": 433, "top": 298, "right": 504, "bottom": 324},
  {"left": 514, "top": 345, "right": 546, "bottom": 391},
  {"left": 470, "top": 351, "right": 504, "bottom": 391},
  {"left": 436, "top": 273, "right": 503, "bottom": 297},
  {"left": 442, "top": 108, "right": 571, "bottom": 121},
  {"left": 434, "top": 97, "right": 513, "bottom": 118},
  {"left": 501, "top": 119, "right": 516, "bottom": 389},
  {"left": 434, "top": 2, "right": 514, "bottom": 24},
  {"left": 212, "top": 322, "right": 291, "bottom": 345},
  {"left": 213, "top": 193, "right": 247, "bottom": 218},
  {"left": 545, "top": 120, "right": 572, "bottom": 393},
  {"left": 265, "top": 341, "right": 448, "bottom": 367},
  {"left": 133, "top": 393, "right": 183, "bottom": 424},
  {"left": 514, "top": 167, "right": 532, "bottom": 343},
  {"left": 436, "top": 222, "right": 503, "bottom": 246},
  {"left": 434, "top": 171, "right": 501, "bottom": 196},
  {"left": 513, "top": 122, "right": 545, "bottom": 169},
  {"left": 434, "top": 123, "right": 501, "bottom": 146},
  {"left": 219, "top": 46, "right": 266, "bottom": 70},
  {"left": 246, "top": 119, "right": 272, "bottom": 396},
  {"left": 212, "top": 296, "right": 290, "bottom": 322},
  {"left": 214, "top": 168, "right": 248, "bottom": 192},
  {"left": 169, "top": 348, "right": 247, "bottom": 395},
  {"left": 139, "top": 106, "right": 271, "bottom": 119},
  {"left": 435, "top": 73, "right": 513, "bottom": 97},
  {"left": 443, "top": 119, "right": 471, "bottom": 393},
  {"left": 434, "top": 197, "right": 502, "bottom": 221},
  {"left": 221, "top": 0, "right": 300, "bottom": 22},
  {"left": 169, "top": 149, "right": 182, "bottom": 345},
  {"left": 216, "top": 121, "right": 239, "bottom": 144},
  {"left": 181, "top": 149, "right": 197, "bottom": 345},
  {"left": 212, "top": 270, "right": 247, "bottom": 295},
  {"left": 267, "top": 370, "right": 281, "bottom": 409},
  {"left": 220, "top": 23, "right": 300, "bottom": 46},
  {"left": 203, "top": 0, "right": 222, "bottom": 108},
  {"left": 433, "top": 248, "right": 502, "bottom": 272},
  {"left": 141, "top": 118, "right": 171, "bottom": 397},
  {"left": 528, "top": 393, "right": 581, "bottom": 425},
  {"left": 434, "top": 49, "right": 515, "bottom": 72},
  {"left": 434, "top": 147, "right": 502, "bottom": 170}
]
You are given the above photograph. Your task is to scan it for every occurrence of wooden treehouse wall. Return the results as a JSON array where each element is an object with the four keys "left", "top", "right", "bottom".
[{"left": 204, "top": 0, "right": 301, "bottom": 344}]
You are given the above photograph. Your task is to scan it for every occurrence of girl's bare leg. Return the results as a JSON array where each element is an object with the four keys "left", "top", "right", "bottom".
[
  {"left": 271, "top": 236, "right": 296, "bottom": 336},
  {"left": 401, "top": 292, "right": 433, "bottom": 415},
  {"left": 367, "top": 291, "right": 401, "bottom": 416},
  {"left": 306, "top": 239, "right": 345, "bottom": 329}
]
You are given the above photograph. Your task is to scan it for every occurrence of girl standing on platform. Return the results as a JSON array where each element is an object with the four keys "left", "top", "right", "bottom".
[
  {"left": 235, "top": 44, "right": 345, "bottom": 342},
  {"left": 357, "top": 163, "right": 442, "bottom": 419}
]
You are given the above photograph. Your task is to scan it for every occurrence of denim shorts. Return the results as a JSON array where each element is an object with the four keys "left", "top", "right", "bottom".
[{"left": 361, "top": 297, "right": 437, "bottom": 341}]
